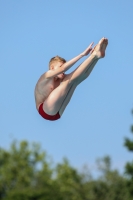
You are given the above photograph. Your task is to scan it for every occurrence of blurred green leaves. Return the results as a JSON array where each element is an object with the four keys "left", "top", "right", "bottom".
[
  {"left": 124, "top": 109, "right": 133, "bottom": 197},
  {"left": 0, "top": 140, "right": 132, "bottom": 200},
  {"left": 0, "top": 109, "right": 133, "bottom": 199}
]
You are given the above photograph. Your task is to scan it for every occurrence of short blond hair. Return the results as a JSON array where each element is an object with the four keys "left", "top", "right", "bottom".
[{"left": 49, "top": 56, "right": 66, "bottom": 69}]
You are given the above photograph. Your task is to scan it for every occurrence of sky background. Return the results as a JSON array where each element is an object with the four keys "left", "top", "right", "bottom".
[{"left": 0, "top": 0, "right": 133, "bottom": 176}]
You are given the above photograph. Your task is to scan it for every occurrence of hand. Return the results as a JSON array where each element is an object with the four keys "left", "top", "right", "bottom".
[{"left": 82, "top": 42, "right": 94, "bottom": 56}]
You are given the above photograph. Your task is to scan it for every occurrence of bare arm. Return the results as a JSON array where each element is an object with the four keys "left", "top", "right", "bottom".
[
  {"left": 62, "top": 42, "right": 94, "bottom": 70},
  {"left": 45, "top": 42, "right": 94, "bottom": 78}
]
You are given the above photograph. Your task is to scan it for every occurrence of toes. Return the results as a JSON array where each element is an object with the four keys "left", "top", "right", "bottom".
[
  {"left": 105, "top": 39, "right": 108, "bottom": 45},
  {"left": 99, "top": 38, "right": 104, "bottom": 44}
]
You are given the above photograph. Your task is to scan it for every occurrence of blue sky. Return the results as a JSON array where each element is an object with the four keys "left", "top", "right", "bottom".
[{"left": 0, "top": 0, "right": 133, "bottom": 176}]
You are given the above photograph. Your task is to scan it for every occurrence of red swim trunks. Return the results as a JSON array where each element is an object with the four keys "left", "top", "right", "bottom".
[{"left": 38, "top": 103, "right": 60, "bottom": 121}]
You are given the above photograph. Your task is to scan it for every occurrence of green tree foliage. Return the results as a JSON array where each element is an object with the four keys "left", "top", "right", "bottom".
[
  {"left": 92, "top": 156, "right": 129, "bottom": 200},
  {"left": 0, "top": 140, "right": 54, "bottom": 200},
  {"left": 0, "top": 140, "right": 131, "bottom": 200},
  {"left": 79, "top": 156, "right": 129, "bottom": 200},
  {"left": 54, "top": 158, "right": 87, "bottom": 200},
  {"left": 124, "top": 109, "right": 133, "bottom": 197}
]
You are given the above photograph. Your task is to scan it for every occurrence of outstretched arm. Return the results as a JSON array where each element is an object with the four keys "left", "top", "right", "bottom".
[
  {"left": 62, "top": 42, "right": 94, "bottom": 70},
  {"left": 45, "top": 42, "right": 94, "bottom": 78}
]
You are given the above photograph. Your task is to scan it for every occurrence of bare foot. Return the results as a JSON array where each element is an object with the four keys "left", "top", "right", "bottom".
[{"left": 91, "top": 37, "right": 108, "bottom": 59}]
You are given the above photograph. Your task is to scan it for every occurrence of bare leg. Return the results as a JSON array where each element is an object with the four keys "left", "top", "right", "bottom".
[
  {"left": 43, "top": 58, "right": 98, "bottom": 116},
  {"left": 75, "top": 59, "right": 98, "bottom": 85},
  {"left": 67, "top": 37, "right": 108, "bottom": 85},
  {"left": 59, "top": 60, "right": 98, "bottom": 116},
  {"left": 44, "top": 38, "right": 108, "bottom": 116},
  {"left": 44, "top": 76, "right": 77, "bottom": 115}
]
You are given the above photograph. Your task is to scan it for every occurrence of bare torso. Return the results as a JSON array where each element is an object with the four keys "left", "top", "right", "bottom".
[
  {"left": 34, "top": 73, "right": 63, "bottom": 110},
  {"left": 34, "top": 38, "right": 108, "bottom": 117}
]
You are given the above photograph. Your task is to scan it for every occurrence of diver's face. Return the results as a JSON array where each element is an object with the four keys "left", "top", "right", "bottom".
[{"left": 52, "top": 62, "right": 64, "bottom": 79}]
